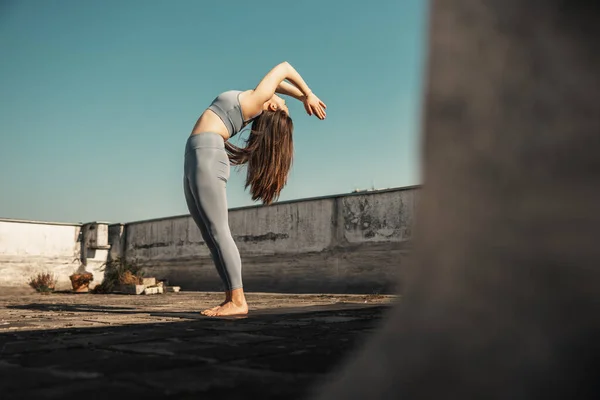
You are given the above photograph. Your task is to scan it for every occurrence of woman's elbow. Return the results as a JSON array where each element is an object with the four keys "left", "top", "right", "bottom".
[{"left": 278, "top": 61, "right": 291, "bottom": 71}]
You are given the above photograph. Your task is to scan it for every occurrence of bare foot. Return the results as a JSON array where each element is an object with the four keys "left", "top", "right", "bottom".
[
  {"left": 200, "top": 300, "right": 228, "bottom": 316},
  {"left": 203, "top": 300, "right": 248, "bottom": 317},
  {"left": 200, "top": 301, "right": 227, "bottom": 315},
  {"left": 200, "top": 291, "right": 233, "bottom": 316}
]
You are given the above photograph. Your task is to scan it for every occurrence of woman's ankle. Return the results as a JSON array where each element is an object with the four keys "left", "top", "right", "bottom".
[{"left": 230, "top": 288, "right": 246, "bottom": 305}]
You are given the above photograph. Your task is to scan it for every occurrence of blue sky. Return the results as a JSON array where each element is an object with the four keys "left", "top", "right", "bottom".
[{"left": 0, "top": 0, "right": 428, "bottom": 223}]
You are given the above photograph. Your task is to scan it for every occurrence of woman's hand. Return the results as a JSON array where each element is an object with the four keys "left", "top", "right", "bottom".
[{"left": 303, "top": 93, "right": 327, "bottom": 120}]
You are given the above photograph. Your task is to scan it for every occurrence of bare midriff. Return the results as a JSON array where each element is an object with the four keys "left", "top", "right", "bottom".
[{"left": 190, "top": 109, "right": 231, "bottom": 141}]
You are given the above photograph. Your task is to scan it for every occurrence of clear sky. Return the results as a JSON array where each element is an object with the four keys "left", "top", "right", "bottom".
[{"left": 0, "top": 0, "right": 428, "bottom": 223}]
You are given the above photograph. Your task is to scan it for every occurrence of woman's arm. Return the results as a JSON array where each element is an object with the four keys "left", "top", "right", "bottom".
[
  {"left": 276, "top": 80, "right": 306, "bottom": 101},
  {"left": 249, "top": 62, "right": 311, "bottom": 102},
  {"left": 242, "top": 61, "right": 326, "bottom": 119},
  {"left": 276, "top": 80, "right": 327, "bottom": 119}
]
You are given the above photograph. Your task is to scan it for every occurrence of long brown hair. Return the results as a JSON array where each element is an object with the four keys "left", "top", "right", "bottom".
[{"left": 225, "top": 109, "right": 294, "bottom": 205}]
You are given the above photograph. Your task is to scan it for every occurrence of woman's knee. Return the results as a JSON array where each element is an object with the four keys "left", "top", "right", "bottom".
[{"left": 209, "top": 223, "right": 233, "bottom": 245}]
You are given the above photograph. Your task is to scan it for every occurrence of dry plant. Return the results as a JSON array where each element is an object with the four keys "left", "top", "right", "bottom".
[
  {"left": 28, "top": 272, "right": 57, "bottom": 294},
  {"left": 91, "top": 257, "right": 144, "bottom": 294}
]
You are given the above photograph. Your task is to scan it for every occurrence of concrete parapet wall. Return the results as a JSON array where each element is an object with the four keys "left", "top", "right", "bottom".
[
  {"left": 0, "top": 186, "right": 418, "bottom": 294},
  {"left": 121, "top": 187, "right": 418, "bottom": 294}
]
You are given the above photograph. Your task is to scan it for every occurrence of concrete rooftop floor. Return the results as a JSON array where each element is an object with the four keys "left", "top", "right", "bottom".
[{"left": 0, "top": 289, "right": 395, "bottom": 399}]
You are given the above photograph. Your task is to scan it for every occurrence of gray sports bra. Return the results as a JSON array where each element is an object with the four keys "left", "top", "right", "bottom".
[{"left": 207, "top": 90, "right": 261, "bottom": 137}]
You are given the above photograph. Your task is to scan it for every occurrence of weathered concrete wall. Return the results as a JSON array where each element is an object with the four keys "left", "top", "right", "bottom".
[
  {"left": 1, "top": 187, "right": 418, "bottom": 293},
  {"left": 0, "top": 219, "right": 109, "bottom": 289},
  {"left": 121, "top": 187, "right": 418, "bottom": 294}
]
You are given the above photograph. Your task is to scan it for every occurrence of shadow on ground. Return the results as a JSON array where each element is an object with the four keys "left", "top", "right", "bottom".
[{"left": 0, "top": 302, "right": 389, "bottom": 399}]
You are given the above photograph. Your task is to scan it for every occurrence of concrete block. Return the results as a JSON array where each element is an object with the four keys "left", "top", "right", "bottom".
[
  {"left": 142, "top": 277, "right": 156, "bottom": 286},
  {"left": 143, "top": 286, "right": 163, "bottom": 295},
  {"left": 166, "top": 286, "right": 180, "bottom": 293},
  {"left": 114, "top": 284, "right": 145, "bottom": 295}
]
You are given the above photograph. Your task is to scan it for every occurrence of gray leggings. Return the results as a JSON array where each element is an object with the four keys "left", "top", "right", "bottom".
[{"left": 183, "top": 132, "right": 242, "bottom": 291}]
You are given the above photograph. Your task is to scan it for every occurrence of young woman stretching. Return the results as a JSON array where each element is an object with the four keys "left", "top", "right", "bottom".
[{"left": 184, "top": 61, "right": 327, "bottom": 316}]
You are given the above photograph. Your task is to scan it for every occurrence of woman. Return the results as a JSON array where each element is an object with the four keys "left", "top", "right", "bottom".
[{"left": 184, "top": 61, "right": 327, "bottom": 317}]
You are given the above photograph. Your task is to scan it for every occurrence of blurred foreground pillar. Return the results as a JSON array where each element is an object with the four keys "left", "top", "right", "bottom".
[{"left": 313, "top": 1, "right": 599, "bottom": 398}]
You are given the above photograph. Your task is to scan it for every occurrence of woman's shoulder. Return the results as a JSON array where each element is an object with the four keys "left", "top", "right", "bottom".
[{"left": 237, "top": 90, "right": 263, "bottom": 117}]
